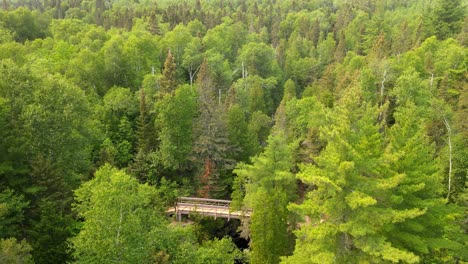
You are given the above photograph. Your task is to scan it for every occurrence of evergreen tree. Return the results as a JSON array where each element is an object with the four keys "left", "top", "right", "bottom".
[
  {"left": 160, "top": 49, "right": 177, "bottom": 96},
  {"left": 283, "top": 86, "right": 463, "bottom": 263},
  {"left": 193, "top": 60, "right": 236, "bottom": 198},
  {"left": 385, "top": 102, "right": 465, "bottom": 262},
  {"left": 147, "top": 12, "right": 160, "bottom": 35},
  {"left": 226, "top": 104, "right": 257, "bottom": 162},
  {"left": 426, "top": 0, "right": 465, "bottom": 40},
  {"left": 136, "top": 89, "right": 153, "bottom": 155},
  {"left": 233, "top": 133, "right": 296, "bottom": 264},
  {"left": 274, "top": 79, "right": 296, "bottom": 133},
  {"left": 27, "top": 155, "right": 74, "bottom": 264}
]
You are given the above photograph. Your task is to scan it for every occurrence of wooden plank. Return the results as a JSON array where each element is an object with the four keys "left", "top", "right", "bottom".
[
  {"left": 179, "top": 197, "right": 232, "bottom": 204},
  {"left": 167, "top": 197, "right": 251, "bottom": 220}
]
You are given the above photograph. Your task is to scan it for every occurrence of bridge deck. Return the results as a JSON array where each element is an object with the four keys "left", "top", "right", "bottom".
[{"left": 167, "top": 197, "right": 251, "bottom": 221}]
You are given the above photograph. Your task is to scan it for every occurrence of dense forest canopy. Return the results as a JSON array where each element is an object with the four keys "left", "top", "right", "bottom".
[{"left": 0, "top": 0, "right": 466, "bottom": 263}]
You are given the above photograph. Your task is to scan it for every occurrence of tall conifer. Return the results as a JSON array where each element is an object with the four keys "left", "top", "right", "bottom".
[
  {"left": 284, "top": 86, "right": 463, "bottom": 263},
  {"left": 160, "top": 49, "right": 177, "bottom": 96},
  {"left": 234, "top": 133, "right": 296, "bottom": 264}
]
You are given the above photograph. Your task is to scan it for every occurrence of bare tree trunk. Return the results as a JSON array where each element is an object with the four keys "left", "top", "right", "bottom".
[
  {"left": 189, "top": 64, "right": 201, "bottom": 88},
  {"left": 218, "top": 89, "right": 222, "bottom": 105},
  {"left": 442, "top": 116, "right": 453, "bottom": 200},
  {"left": 378, "top": 67, "right": 388, "bottom": 125},
  {"left": 242, "top": 62, "right": 248, "bottom": 79},
  {"left": 431, "top": 73, "right": 452, "bottom": 200}
]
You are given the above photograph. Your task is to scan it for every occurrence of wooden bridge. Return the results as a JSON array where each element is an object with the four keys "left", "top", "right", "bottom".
[{"left": 167, "top": 197, "right": 251, "bottom": 221}]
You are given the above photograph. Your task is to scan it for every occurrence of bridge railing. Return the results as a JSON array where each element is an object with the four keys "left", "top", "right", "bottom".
[
  {"left": 168, "top": 197, "right": 251, "bottom": 221},
  {"left": 178, "top": 197, "right": 231, "bottom": 207}
]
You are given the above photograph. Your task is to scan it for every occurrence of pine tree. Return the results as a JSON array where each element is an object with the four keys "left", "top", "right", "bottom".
[
  {"left": 427, "top": 0, "right": 465, "bottom": 40},
  {"left": 284, "top": 87, "right": 393, "bottom": 263},
  {"left": 27, "top": 155, "right": 74, "bottom": 263},
  {"left": 233, "top": 133, "right": 296, "bottom": 264},
  {"left": 383, "top": 102, "right": 464, "bottom": 262},
  {"left": 334, "top": 32, "right": 347, "bottom": 62},
  {"left": 136, "top": 89, "right": 153, "bottom": 155},
  {"left": 160, "top": 49, "right": 177, "bottom": 96},
  {"left": 193, "top": 60, "right": 236, "bottom": 198},
  {"left": 274, "top": 79, "right": 296, "bottom": 134},
  {"left": 226, "top": 104, "right": 257, "bottom": 162},
  {"left": 283, "top": 86, "right": 463, "bottom": 263},
  {"left": 129, "top": 89, "right": 156, "bottom": 183},
  {"left": 147, "top": 12, "right": 160, "bottom": 35}
]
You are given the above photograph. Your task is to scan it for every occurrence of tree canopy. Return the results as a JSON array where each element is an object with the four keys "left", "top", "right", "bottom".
[{"left": 0, "top": 0, "right": 465, "bottom": 263}]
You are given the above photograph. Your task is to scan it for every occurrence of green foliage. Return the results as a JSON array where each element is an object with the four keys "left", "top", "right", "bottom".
[
  {"left": 28, "top": 199, "right": 74, "bottom": 264},
  {"left": 156, "top": 84, "right": 197, "bottom": 170},
  {"left": 101, "top": 35, "right": 131, "bottom": 88},
  {"left": 236, "top": 42, "right": 280, "bottom": 79},
  {"left": 193, "top": 61, "right": 237, "bottom": 198},
  {"left": 160, "top": 49, "right": 178, "bottom": 95},
  {"left": 284, "top": 86, "right": 464, "bottom": 263},
  {"left": 226, "top": 104, "right": 258, "bottom": 162},
  {"left": 182, "top": 37, "right": 204, "bottom": 85},
  {"left": 70, "top": 164, "right": 166, "bottom": 263},
  {"left": 425, "top": 0, "right": 466, "bottom": 40},
  {"left": 0, "top": 7, "right": 49, "bottom": 42},
  {"left": 0, "top": 1, "right": 466, "bottom": 262},
  {"left": 196, "top": 237, "right": 244, "bottom": 264},
  {"left": 233, "top": 75, "right": 279, "bottom": 115},
  {"left": 234, "top": 134, "right": 296, "bottom": 264},
  {"left": 203, "top": 19, "right": 246, "bottom": 62},
  {"left": 135, "top": 89, "right": 153, "bottom": 155},
  {"left": 282, "top": 79, "right": 297, "bottom": 102},
  {"left": 0, "top": 189, "right": 28, "bottom": 239},
  {"left": 0, "top": 238, "right": 34, "bottom": 264},
  {"left": 23, "top": 75, "right": 94, "bottom": 173}
]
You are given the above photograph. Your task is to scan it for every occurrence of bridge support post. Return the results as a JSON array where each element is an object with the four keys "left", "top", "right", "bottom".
[{"left": 177, "top": 212, "right": 181, "bottom": 222}]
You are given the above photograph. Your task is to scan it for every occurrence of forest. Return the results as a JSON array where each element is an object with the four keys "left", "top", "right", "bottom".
[{"left": 0, "top": 0, "right": 466, "bottom": 263}]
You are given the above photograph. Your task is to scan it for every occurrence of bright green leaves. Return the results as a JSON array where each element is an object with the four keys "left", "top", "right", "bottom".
[
  {"left": 345, "top": 191, "right": 377, "bottom": 210},
  {"left": 71, "top": 164, "right": 243, "bottom": 263},
  {"left": 392, "top": 68, "right": 432, "bottom": 113},
  {"left": 203, "top": 19, "right": 246, "bottom": 63},
  {"left": 232, "top": 75, "right": 278, "bottom": 115},
  {"left": 0, "top": 60, "right": 96, "bottom": 179},
  {"left": 354, "top": 238, "right": 420, "bottom": 264},
  {"left": 236, "top": 42, "right": 280, "bottom": 79},
  {"left": 0, "top": 7, "right": 48, "bottom": 42},
  {"left": 285, "top": 83, "right": 462, "bottom": 263},
  {"left": 234, "top": 134, "right": 296, "bottom": 264},
  {"left": 156, "top": 84, "right": 197, "bottom": 170},
  {"left": 196, "top": 237, "right": 243, "bottom": 264},
  {"left": 71, "top": 164, "right": 165, "bottom": 263}
]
